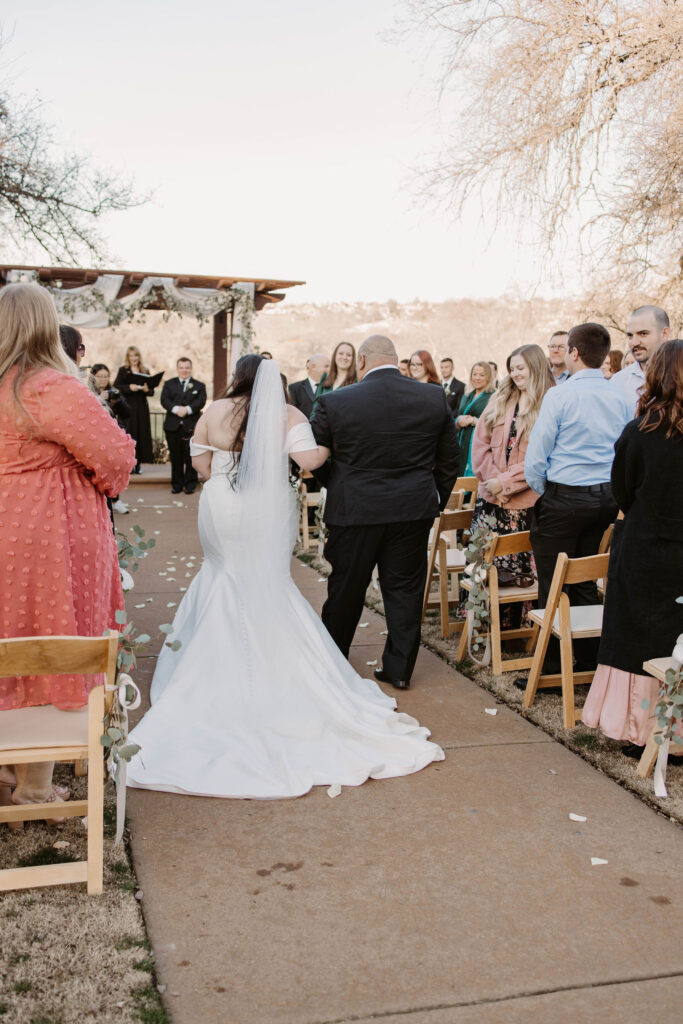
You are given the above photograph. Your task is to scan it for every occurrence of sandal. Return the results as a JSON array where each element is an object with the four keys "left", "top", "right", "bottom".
[{"left": 9, "top": 784, "right": 71, "bottom": 830}]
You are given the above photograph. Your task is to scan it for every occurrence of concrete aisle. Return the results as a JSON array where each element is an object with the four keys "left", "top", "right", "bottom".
[{"left": 121, "top": 483, "right": 683, "bottom": 1024}]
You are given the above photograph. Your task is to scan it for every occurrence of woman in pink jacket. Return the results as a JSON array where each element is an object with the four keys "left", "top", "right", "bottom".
[{"left": 470, "top": 344, "right": 554, "bottom": 581}]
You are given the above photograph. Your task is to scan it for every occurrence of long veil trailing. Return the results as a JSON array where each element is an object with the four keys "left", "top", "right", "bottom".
[{"left": 235, "top": 358, "right": 296, "bottom": 581}]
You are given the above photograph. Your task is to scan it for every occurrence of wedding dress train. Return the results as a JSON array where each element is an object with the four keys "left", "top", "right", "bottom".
[{"left": 127, "top": 362, "right": 443, "bottom": 798}]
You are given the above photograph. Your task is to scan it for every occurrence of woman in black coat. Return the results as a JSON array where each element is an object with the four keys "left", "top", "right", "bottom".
[
  {"left": 583, "top": 339, "right": 683, "bottom": 746},
  {"left": 114, "top": 345, "right": 155, "bottom": 473}
]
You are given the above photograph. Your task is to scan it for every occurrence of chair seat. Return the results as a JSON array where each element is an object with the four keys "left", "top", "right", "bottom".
[
  {"left": 642, "top": 657, "right": 674, "bottom": 684},
  {"left": 528, "top": 604, "right": 603, "bottom": 638},
  {"left": 0, "top": 705, "right": 89, "bottom": 751},
  {"left": 444, "top": 549, "right": 467, "bottom": 570},
  {"left": 461, "top": 576, "right": 538, "bottom": 603}
]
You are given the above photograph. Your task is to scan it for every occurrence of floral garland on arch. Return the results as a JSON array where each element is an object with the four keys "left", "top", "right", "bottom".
[{"left": 9, "top": 269, "right": 254, "bottom": 352}]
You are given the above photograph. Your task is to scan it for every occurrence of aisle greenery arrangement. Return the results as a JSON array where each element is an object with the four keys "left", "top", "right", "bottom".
[
  {"left": 108, "top": 525, "right": 180, "bottom": 841},
  {"left": 458, "top": 512, "right": 497, "bottom": 658},
  {"left": 647, "top": 597, "right": 683, "bottom": 748}
]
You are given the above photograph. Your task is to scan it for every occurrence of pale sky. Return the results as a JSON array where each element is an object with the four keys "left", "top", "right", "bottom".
[{"left": 2, "top": 0, "right": 541, "bottom": 303}]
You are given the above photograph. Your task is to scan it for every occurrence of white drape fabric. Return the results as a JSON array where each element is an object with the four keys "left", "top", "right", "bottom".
[{"left": 5, "top": 269, "right": 242, "bottom": 329}]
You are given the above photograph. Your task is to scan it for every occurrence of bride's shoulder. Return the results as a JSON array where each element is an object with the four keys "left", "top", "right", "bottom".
[{"left": 286, "top": 404, "right": 308, "bottom": 428}]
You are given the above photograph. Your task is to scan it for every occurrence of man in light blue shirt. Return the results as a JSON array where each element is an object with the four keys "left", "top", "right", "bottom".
[{"left": 524, "top": 323, "right": 632, "bottom": 675}]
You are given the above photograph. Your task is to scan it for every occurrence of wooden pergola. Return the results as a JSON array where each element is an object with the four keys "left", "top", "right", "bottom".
[{"left": 0, "top": 265, "right": 304, "bottom": 396}]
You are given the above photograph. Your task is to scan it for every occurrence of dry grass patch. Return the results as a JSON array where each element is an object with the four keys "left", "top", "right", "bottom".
[{"left": 0, "top": 765, "right": 168, "bottom": 1024}]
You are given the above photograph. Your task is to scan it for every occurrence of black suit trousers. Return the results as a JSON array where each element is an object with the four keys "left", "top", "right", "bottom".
[
  {"left": 165, "top": 429, "right": 198, "bottom": 492},
  {"left": 322, "top": 519, "right": 433, "bottom": 682},
  {"left": 530, "top": 482, "right": 617, "bottom": 672}
]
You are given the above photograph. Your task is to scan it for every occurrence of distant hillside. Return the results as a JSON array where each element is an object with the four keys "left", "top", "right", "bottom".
[{"left": 81, "top": 296, "right": 626, "bottom": 401}]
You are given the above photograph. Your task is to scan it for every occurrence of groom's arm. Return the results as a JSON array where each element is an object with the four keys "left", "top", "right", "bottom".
[
  {"left": 434, "top": 406, "right": 460, "bottom": 510},
  {"left": 309, "top": 396, "right": 332, "bottom": 487}
]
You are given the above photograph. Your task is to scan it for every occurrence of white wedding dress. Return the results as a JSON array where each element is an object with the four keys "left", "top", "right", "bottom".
[{"left": 127, "top": 361, "right": 443, "bottom": 799}]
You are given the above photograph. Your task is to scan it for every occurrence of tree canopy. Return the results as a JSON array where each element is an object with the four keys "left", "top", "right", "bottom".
[{"left": 403, "top": 0, "right": 682, "bottom": 316}]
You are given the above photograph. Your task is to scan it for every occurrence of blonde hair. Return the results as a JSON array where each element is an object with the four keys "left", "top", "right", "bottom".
[
  {"left": 469, "top": 361, "right": 495, "bottom": 393},
  {"left": 0, "top": 283, "right": 80, "bottom": 415},
  {"left": 124, "top": 345, "right": 148, "bottom": 373},
  {"left": 483, "top": 344, "right": 554, "bottom": 441}
]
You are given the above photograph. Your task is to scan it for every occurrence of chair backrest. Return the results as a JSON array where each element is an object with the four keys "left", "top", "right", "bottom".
[
  {"left": 446, "top": 477, "right": 478, "bottom": 511},
  {"left": 438, "top": 508, "right": 474, "bottom": 535},
  {"left": 487, "top": 530, "right": 533, "bottom": 560},
  {"left": 0, "top": 632, "right": 119, "bottom": 686},
  {"left": 598, "top": 524, "right": 614, "bottom": 554},
  {"left": 563, "top": 553, "right": 610, "bottom": 586}
]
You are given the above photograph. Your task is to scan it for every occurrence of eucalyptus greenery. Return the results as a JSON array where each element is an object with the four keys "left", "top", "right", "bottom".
[
  {"left": 314, "top": 488, "right": 328, "bottom": 560},
  {"left": 37, "top": 277, "right": 254, "bottom": 339},
  {"left": 459, "top": 513, "right": 497, "bottom": 654},
  {"left": 643, "top": 596, "right": 683, "bottom": 748},
  {"left": 105, "top": 525, "right": 181, "bottom": 836}
]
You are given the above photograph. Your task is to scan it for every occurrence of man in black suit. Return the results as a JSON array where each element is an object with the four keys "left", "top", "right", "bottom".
[
  {"left": 310, "top": 336, "right": 460, "bottom": 688},
  {"left": 288, "top": 353, "right": 330, "bottom": 419},
  {"left": 439, "top": 357, "right": 465, "bottom": 413},
  {"left": 160, "top": 357, "right": 207, "bottom": 494}
]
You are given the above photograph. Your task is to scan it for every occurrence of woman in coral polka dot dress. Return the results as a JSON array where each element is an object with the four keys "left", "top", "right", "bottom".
[{"left": 0, "top": 283, "right": 136, "bottom": 819}]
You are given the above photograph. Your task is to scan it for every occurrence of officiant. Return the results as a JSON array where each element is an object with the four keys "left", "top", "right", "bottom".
[
  {"left": 114, "top": 345, "right": 161, "bottom": 474},
  {"left": 161, "top": 357, "right": 207, "bottom": 494}
]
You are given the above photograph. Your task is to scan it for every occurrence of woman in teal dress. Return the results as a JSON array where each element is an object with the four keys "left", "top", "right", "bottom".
[{"left": 455, "top": 361, "right": 496, "bottom": 474}]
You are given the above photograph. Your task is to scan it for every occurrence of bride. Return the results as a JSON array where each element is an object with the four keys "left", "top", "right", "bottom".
[{"left": 127, "top": 356, "right": 443, "bottom": 798}]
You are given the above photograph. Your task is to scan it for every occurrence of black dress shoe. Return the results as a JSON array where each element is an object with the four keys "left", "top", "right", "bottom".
[
  {"left": 184, "top": 487, "right": 196, "bottom": 495},
  {"left": 374, "top": 668, "right": 410, "bottom": 690},
  {"left": 171, "top": 487, "right": 183, "bottom": 494}
]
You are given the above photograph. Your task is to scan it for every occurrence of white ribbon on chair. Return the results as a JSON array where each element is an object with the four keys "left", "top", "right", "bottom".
[{"left": 106, "top": 673, "right": 142, "bottom": 844}]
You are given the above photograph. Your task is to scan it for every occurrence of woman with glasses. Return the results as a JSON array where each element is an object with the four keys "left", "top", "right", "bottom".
[
  {"left": 114, "top": 345, "right": 156, "bottom": 473},
  {"left": 409, "top": 350, "right": 440, "bottom": 385}
]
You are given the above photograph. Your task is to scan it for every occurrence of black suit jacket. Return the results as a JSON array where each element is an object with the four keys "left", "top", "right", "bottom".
[
  {"left": 288, "top": 379, "right": 315, "bottom": 419},
  {"left": 443, "top": 376, "right": 465, "bottom": 413},
  {"left": 310, "top": 368, "right": 460, "bottom": 526},
  {"left": 161, "top": 377, "right": 207, "bottom": 433}
]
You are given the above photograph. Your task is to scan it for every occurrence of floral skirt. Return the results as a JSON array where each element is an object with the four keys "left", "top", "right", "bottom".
[{"left": 470, "top": 497, "right": 533, "bottom": 577}]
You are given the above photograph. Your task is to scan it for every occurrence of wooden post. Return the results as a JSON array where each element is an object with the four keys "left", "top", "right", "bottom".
[
  {"left": 212, "top": 310, "right": 228, "bottom": 400},
  {"left": 229, "top": 282, "right": 256, "bottom": 377}
]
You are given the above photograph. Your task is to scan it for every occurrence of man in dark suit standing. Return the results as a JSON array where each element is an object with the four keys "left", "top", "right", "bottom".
[
  {"left": 288, "top": 353, "right": 330, "bottom": 419},
  {"left": 310, "top": 336, "right": 460, "bottom": 688},
  {"left": 439, "top": 357, "right": 465, "bottom": 413},
  {"left": 160, "top": 357, "right": 207, "bottom": 494}
]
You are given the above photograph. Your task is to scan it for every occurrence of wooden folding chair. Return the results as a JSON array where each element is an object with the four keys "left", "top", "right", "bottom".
[
  {"left": 522, "top": 553, "right": 609, "bottom": 729},
  {"left": 455, "top": 531, "right": 538, "bottom": 674},
  {"left": 0, "top": 631, "right": 118, "bottom": 895},
  {"left": 298, "top": 470, "right": 323, "bottom": 550},
  {"left": 636, "top": 658, "right": 681, "bottom": 778},
  {"left": 596, "top": 522, "right": 615, "bottom": 598},
  {"left": 446, "top": 476, "right": 479, "bottom": 512},
  {"left": 421, "top": 508, "right": 473, "bottom": 637}
]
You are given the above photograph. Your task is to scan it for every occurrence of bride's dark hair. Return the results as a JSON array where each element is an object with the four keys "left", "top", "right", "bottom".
[{"left": 220, "top": 353, "right": 264, "bottom": 456}]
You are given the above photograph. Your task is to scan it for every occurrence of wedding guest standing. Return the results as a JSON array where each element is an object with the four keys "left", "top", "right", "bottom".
[
  {"left": 611, "top": 305, "right": 670, "bottom": 415},
  {"left": 0, "top": 283, "right": 135, "bottom": 820},
  {"left": 470, "top": 344, "right": 553, "bottom": 586},
  {"left": 114, "top": 345, "right": 156, "bottom": 473},
  {"left": 399, "top": 358, "right": 411, "bottom": 377},
  {"left": 326, "top": 342, "right": 357, "bottom": 390},
  {"left": 409, "top": 350, "right": 441, "bottom": 386},
  {"left": 92, "top": 362, "right": 132, "bottom": 515},
  {"left": 440, "top": 356, "right": 465, "bottom": 412},
  {"left": 289, "top": 353, "right": 330, "bottom": 419},
  {"left": 525, "top": 323, "right": 632, "bottom": 675},
  {"left": 59, "top": 324, "right": 86, "bottom": 366},
  {"left": 455, "top": 361, "right": 496, "bottom": 475},
  {"left": 583, "top": 340, "right": 683, "bottom": 747},
  {"left": 602, "top": 350, "right": 623, "bottom": 379},
  {"left": 547, "top": 331, "right": 570, "bottom": 384},
  {"left": 160, "top": 357, "right": 207, "bottom": 494}
]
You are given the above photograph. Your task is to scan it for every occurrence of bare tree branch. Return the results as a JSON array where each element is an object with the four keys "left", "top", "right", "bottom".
[{"left": 401, "top": 0, "right": 683, "bottom": 313}]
